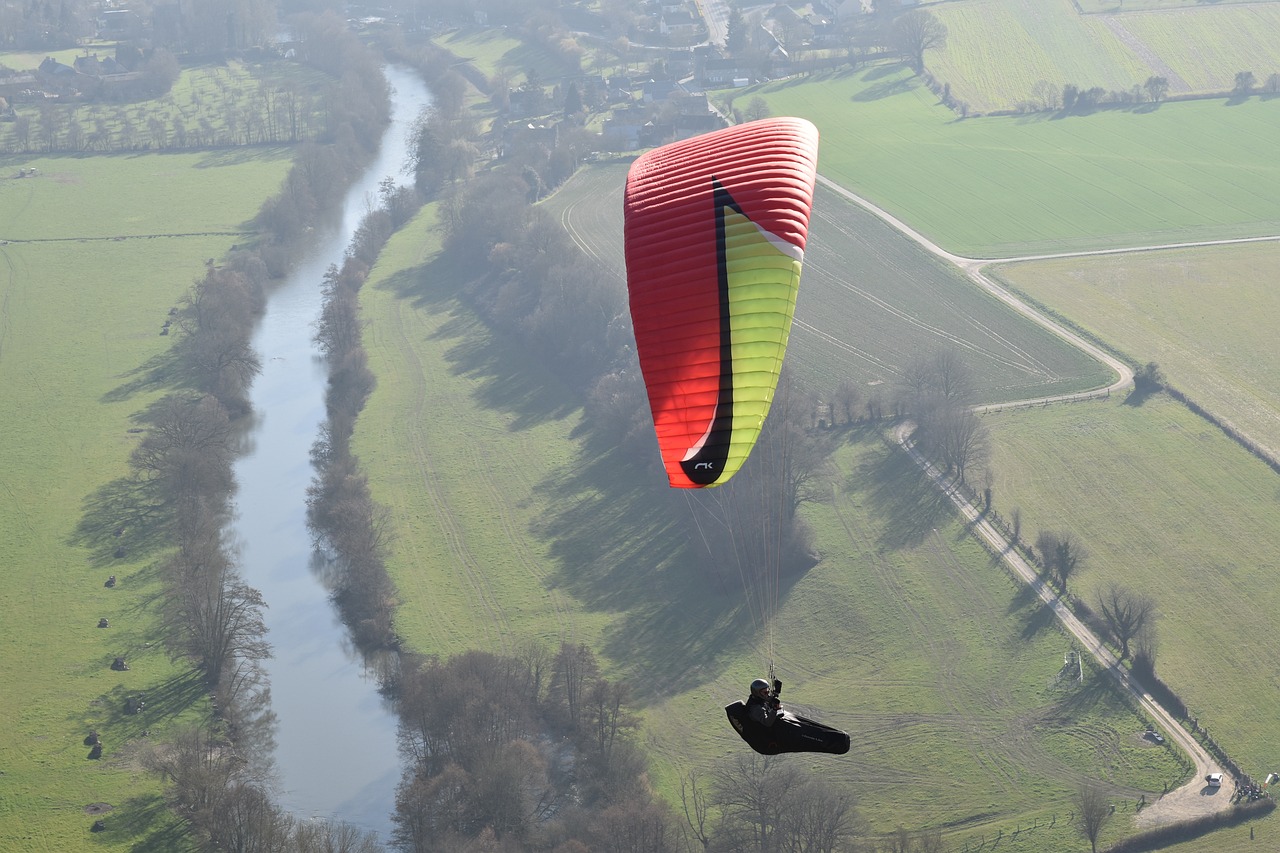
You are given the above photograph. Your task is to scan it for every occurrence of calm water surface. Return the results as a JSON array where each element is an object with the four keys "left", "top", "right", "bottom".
[{"left": 231, "top": 65, "right": 430, "bottom": 839}]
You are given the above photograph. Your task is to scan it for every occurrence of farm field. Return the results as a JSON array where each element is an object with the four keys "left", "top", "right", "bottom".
[
  {"left": 432, "top": 27, "right": 579, "bottom": 86},
  {"left": 543, "top": 161, "right": 1112, "bottom": 401},
  {"left": 1077, "top": 0, "right": 1280, "bottom": 12},
  {"left": 992, "top": 240, "right": 1280, "bottom": 460},
  {"left": 0, "top": 57, "right": 329, "bottom": 154},
  {"left": 354, "top": 203, "right": 1191, "bottom": 850},
  {"left": 930, "top": 0, "right": 1280, "bottom": 112},
  {"left": 981, "top": 394, "right": 1280, "bottom": 785},
  {"left": 0, "top": 152, "right": 290, "bottom": 849},
  {"left": 741, "top": 66, "right": 1280, "bottom": 257}
]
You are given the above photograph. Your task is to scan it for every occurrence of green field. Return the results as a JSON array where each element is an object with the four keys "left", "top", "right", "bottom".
[
  {"left": 982, "top": 395, "right": 1280, "bottom": 780},
  {"left": 433, "top": 27, "right": 581, "bottom": 86},
  {"left": 740, "top": 66, "right": 1280, "bottom": 257},
  {"left": 1076, "top": 0, "right": 1280, "bottom": 13},
  {"left": 545, "top": 161, "right": 1112, "bottom": 400},
  {"left": 993, "top": 241, "right": 1280, "bottom": 460},
  {"left": 352, "top": 201, "right": 1198, "bottom": 849},
  {"left": 0, "top": 152, "right": 289, "bottom": 850},
  {"left": 928, "top": 0, "right": 1280, "bottom": 112}
]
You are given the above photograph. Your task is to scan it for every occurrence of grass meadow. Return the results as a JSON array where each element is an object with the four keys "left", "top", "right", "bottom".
[
  {"left": 0, "top": 151, "right": 290, "bottom": 849},
  {"left": 432, "top": 27, "right": 582, "bottom": 86},
  {"left": 992, "top": 241, "right": 1280, "bottom": 459},
  {"left": 982, "top": 395, "right": 1280, "bottom": 783},
  {"left": 352, "top": 201, "right": 1195, "bottom": 849},
  {"left": 929, "top": 0, "right": 1280, "bottom": 112},
  {"left": 544, "top": 161, "right": 1112, "bottom": 401},
  {"left": 738, "top": 65, "right": 1280, "bottom": 257}
]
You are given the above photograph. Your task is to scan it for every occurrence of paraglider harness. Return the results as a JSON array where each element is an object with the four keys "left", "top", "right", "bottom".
[{"left": 726, "top": 679, "right": 851, "bottom": 756}]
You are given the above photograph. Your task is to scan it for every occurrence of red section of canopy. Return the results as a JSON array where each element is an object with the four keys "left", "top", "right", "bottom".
[{"left": 624, "top": 117, "right": 819, "bottom": 487}]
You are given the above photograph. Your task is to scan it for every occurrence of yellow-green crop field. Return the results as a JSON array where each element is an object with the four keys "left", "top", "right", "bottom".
[
  {"left": 0, "top": 150, "right": 289, "bottom": 850},
  {"left": 993, "top": 241, "right": 1280, "bottom": 459},
  {"left": 929, "top": 0, "right": 1280, "bottom": 112}
]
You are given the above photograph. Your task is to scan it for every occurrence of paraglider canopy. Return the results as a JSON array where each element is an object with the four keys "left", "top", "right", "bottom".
[{"left": 624, "top": 118, "right": 819, "bottom": 488}]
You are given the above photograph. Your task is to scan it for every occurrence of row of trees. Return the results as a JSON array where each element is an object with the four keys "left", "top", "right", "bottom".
[
  {"left": 119, "top": 15, "right": 399, "bottom": 849},
  {"left": 2, "top": 77, "right": 323, "bottom": 155},
  {"left": 393, "top": 644, "right": 675, "bottom": 851}
]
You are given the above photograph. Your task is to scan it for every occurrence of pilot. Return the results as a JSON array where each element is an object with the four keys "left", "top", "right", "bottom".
[{"left": 745, "top": 678, "right": 784, "bottom": 727}]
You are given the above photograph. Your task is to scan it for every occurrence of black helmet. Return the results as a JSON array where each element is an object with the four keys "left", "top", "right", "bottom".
[{"left": 750, "top": 678, "right": 770, "bottom": 695}]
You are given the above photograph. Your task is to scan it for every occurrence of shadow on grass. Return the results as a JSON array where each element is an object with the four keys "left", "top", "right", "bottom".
[
  {"left": 1050, "top": 668, "right": 1114, "bottom": 718},
  {"left": 378, "top": 251, "right": 797, "bottom": 701},
  {"left": 101, "top": 346, "right": 188, "bottom": 404},
  {"left": 379, "top": 257, "right": 579, "bottom": 431},
  {"left": 70, "top": 474, "right": 173, "bottom": 569},
  {"left": 532, "top": 430, "right": 785, "bottom": 702},
  {"left": 1124, "top": 385, "right": 1157, "bottom": 406},
  {"left": 77, "top": 671, "right": 208, "bottom": 746},
  {"left": 852, "top": 434, "right": 954, "bottom": 551},
  {"left": 89, "top": 793, "right": 190, "bottom": 851},
  {"left": 852, "top": 76, "right": 916, "bottom": 102}
]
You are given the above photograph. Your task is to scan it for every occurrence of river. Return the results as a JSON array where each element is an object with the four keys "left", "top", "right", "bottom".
[{"left": 230, "top": 65, "right": 431, "bottom": 840}]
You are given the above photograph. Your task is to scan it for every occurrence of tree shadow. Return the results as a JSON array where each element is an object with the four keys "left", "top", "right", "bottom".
[
  {"left": 852, "top": 77, "right": 915, "bottom": 102},
  {"left": 530, "top": 432, "right": 779, "bottom": 701},
  {"left": 377, "top": 257, "right": 578, "bottom": 431},
  {"left": 1049, "top": 668, "right": 1113, "bottom": 718},
  {"left": 77, "top": 671, "right": 208, "bottom": 743},
  {"left": 376, "top": 247, "right": 808, "bottom": 700},
  {"left": 1015, "top": 597, "right": 1058, "bottom": 644},
  {"left": 70, "top": 473, "right": 173, "bottom": 569},
  {"left": 100, "top": 346, "right": 188, "bottom": 404},
  {"left": 1123, "top": 385, "right": 1157, "bottom": 406},
  {"left": 87, "top": 793, "right": 189, "bottom": 851},
  {"left": 852, "top": 436, "right": 954, "bottom": 551}
]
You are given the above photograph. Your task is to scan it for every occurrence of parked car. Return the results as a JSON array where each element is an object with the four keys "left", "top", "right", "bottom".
[{"left": 1206, "top": 773, "right": 1223, "bottom": 787}]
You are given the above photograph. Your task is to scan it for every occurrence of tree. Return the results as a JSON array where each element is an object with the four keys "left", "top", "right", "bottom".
[
  {"left": 932, "top": 405, "right": 989, "bottom": 486},
  {"left": 1076, "top": 781, "right": 1113, "bottom": 853},
  {"left": 1143, "top": 76, "right": 1169, "bottom": 103},
  {"left": 890, "top": 9, "right": 947, "bottom": 73},
  {"left": 1035, "top": 530, "right": 1086, "bottom": 593},
  {"left": 743, "top": 96, "right": 772, "bottom": 122},
  {"left": 1096, "top": 583, "right": 1157, "bottom": 659},
  {"left": 1032, "top": 79, "right": 1061, "bottom": 111},
  {"left": 1133, "top": 361, "right": 1164, "bottom": 394},
  {"left": 726, "top": 7, "right": 749, "bottom": 55},
  {"left": 1234, "top": 70, "right": 1256, "bottom": 96}
]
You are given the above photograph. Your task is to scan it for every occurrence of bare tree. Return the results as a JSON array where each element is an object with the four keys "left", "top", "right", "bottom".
[
  {"left": 710, "top": 754, "right": 803, "bottom": 851},
  {"left": 1076, "top": 781, "right": 1113, "bottom": 853},
  {"left": 891, "top": 9, "right": 948, "bottom": 72},
  {"left": 832, "top": 379, "right": 862, "bottom": 425},
  {"left": 1035, "top": 530, "right": 1086, "bottom": 593},
  {"left": 932, "top": 405, "right": 988, "bottom": 486},
  {"left": 680, "top": 770, "right": 713, "bottom": 850},
  {"left": 1096, "top": 583, "right": 1157, "bottom": 659}
]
